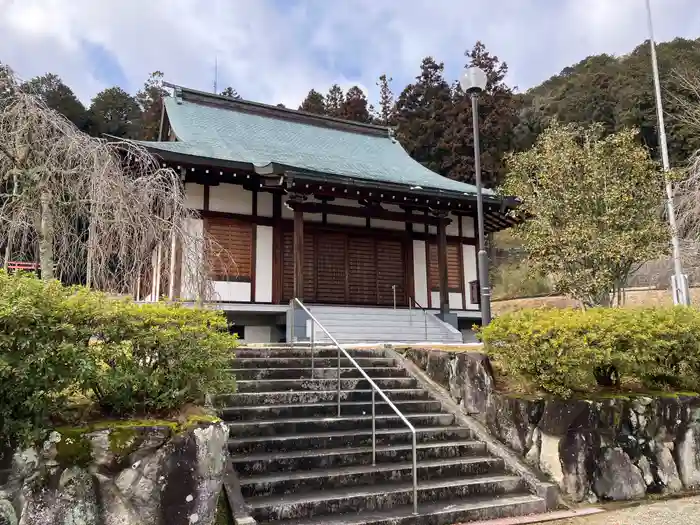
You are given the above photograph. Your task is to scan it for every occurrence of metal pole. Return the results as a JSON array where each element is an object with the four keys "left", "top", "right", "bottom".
[
  {"left": 471, "top": 92, "right": 492, "bottom": 324},
  {"left": 310, "top": 320, "right": 315, "bottom": 373},
  {"left": 337, "top": 346, "right": 342, "bottom": 416},
  {"left": 290, "top": 300, "right": 295, "bottom": 347},
  {"left": 645, "top": 0, "right": 689, "bottom": 306},
  {"left": 412, "top": 430, "right": 418, "bottom": 515},
  {"left": 372, "top": 388, "right": 376, "bottom": 466}
]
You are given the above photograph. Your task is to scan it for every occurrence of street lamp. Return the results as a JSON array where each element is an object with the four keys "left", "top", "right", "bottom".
[
  {"left": 645, "top": 0, "right": 690, "bottom": 305},
  {"left": 460, "top": 66, "right": 492, "bottom": 325}
]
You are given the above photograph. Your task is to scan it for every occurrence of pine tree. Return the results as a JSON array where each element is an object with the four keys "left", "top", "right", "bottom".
[
  {"left": 440, "top": 42, "right": 518, "bottom": 187},
  {"left": 90, "top": 86, "right": 142, "bottom": 139},
  {"left": 394, "top": 57, "right": 452, "bottom": 175},
  {"left": 298, "top": 89, "right": 326, "bottom": 115},
  {"left": 21, "top": 73, "right": 89, "bottom": 131},
  {"left": 135, "top": 71, "right": 168, "bottom": 140},
  {"left": 376, "top": 74, "right": 395, "bottom": 126},
  {"left": 340, "top": 86, "right": 371, "bottom": 123},
  {"left": 325, "top": 84, "right": 345, "bottom": 118}
]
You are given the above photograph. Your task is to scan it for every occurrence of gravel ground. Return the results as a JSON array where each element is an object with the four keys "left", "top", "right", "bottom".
[{"left": 545, "top": 497, "right": 700, "bottom": 525}]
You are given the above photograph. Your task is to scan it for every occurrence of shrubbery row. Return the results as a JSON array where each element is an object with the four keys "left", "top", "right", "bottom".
[
  {"left": 479, "top": 306, "right": 700, "bottom": 397},
  {"left": 0, "top": 271, "right": 237, "bottom": 444}
]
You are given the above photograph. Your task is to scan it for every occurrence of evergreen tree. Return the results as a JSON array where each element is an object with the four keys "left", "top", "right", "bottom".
[
  {"left": 394, "top": 57, "right": 453, "bottom": 176},
  {"left": 21, "top": 73, "right": 89, "bottom": 131},
  {"left": 298, "top": 89, "right": 326, "bottom": 115},
  {"left": 135, "top": 71, "right": 168, "bottom": 140},
  {"left": 340, "top": 86, "right": 371, "bottom": 123},
  {"left": 376, "top": 74, "right": 395, "bottom": 126},
  {"left": 441, "top": 41, "right": 519, "bottom": 187},
  {"left": 325, "top": 84, "right": 345, "bottom": 118},
  {"left": 89, "top": 86, "right": 142, "bottom": 139}
]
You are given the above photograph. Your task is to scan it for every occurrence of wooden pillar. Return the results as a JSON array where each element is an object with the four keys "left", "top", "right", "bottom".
[
  {"left": 293, "top": 208, "right": 304, "bottom": 300},
  {"left": 437, "top": 217, "right": 449, "bottom": 316}
]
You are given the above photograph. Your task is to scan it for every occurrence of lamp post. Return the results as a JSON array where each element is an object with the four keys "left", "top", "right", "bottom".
[
  {"left": 644, "top": 0, "right": 689, "bottom": 305},
  {"left": 460, "top": 66, "right": 492, "bottom": 325}
]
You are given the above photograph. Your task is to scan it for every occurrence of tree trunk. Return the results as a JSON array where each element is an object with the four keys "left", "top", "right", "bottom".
[{"left": 38, "top": 190, "right": 54, "bottom": 280}]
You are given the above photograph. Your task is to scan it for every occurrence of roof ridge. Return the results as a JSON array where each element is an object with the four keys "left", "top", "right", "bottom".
[{"left": 164, "top": 83, "right": 393, "bottom": 138}]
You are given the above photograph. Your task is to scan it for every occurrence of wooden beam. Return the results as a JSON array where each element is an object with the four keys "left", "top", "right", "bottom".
[
  {"left": 293, "top": 208, "right": 304, "bottom": 300},
  {"left": 437, "top": 218, "right": 449, "bottom": 316},
  {"left": 286, "top": 201, "right": 448, "bottom": 226}
]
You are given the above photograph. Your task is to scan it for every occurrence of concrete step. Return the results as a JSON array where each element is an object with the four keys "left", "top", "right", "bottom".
[
  {"left": 233, "top": 348, "right": 386, "bottom": 359},
  {"left": 231, "top": 439, "right": 487, "bottom": 475},
  {"left": 215, "top": 388, "right": 433, "bottom": 407},
  {"left": 248, "top": 474, "right": 527, "bottom": 522},
  {"left": 240, "top": 456, "right": 506, "bottom": 498},
  {"left": 226, "top": 413, "right": 455, "bottom": 438},
  {"left": 228, "top": 366, "right": 407, "bottom": 381},
  {"left": 256, "top": 494, "right": 546, "bottom": 525},
  {"left": 235, "top": 377, "right": 418, "bottom": 393},
  {"left": 232, "top": 357, "right": 396, "bottom": 369},
  {"left": 227, "top": 426, "right": 473, "bottom": 455},
  {"left": 219, "top": 399, "right": 443, "bottom": 421}
]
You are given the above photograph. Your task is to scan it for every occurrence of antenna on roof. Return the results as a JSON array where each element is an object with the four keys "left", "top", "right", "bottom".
[{"left": 213, "top": 55, "right": 218, "bottom": 94}]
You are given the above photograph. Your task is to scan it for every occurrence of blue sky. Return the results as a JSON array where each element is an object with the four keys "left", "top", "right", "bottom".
[{"left": 1, "top": 0, "right": 699, "bottom": 108}]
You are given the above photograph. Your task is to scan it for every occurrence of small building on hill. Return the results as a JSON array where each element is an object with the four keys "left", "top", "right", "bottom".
[{"left": 134, "top": 85, "right": 517, "bottom": 344}]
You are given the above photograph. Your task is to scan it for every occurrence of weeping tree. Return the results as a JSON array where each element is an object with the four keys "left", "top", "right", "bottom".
[{"left": 0, "top": 72, "right": 227, "bottom": 301}]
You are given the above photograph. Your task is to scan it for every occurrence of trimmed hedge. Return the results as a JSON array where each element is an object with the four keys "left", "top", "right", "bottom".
[
  {"left": 478, "top": 307, "right": 700, "bottom": 397},
  {"left": 0, "top": 271, "right": 237, "bottom": 444}
]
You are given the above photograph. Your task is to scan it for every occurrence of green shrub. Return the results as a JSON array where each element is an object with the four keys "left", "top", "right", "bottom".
[
  {"left": 88, "top": 301, "right": 236, "bottom": 415},
  {"left": 478, "top": 307, "right": 700, "bottom": 397},
  {"left": 0, "top": 272, "right": 96, "bottom": 443},
  {"left": 0, "top": 271, "right": 237, "bottom": 444}
]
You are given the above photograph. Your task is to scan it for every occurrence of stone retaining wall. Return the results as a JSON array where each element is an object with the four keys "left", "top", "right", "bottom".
[
  {"left": 0, "top": 420, "right": 229, "bottom": 525},
  {"left": 403, "top": 348, "right": 700, "bottom": 503}
]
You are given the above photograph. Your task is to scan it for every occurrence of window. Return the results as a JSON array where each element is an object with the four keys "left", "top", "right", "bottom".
[{"left": 204, "top": 217, "right": 253, "bottom": 281}]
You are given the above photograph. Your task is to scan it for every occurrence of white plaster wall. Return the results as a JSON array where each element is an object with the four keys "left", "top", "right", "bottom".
[
  {"left": 462, "top": 216, "right": 476, "bottom": 238},
  {"left": 255, "top": 225, "right": 273, "bottom": 303},
  {"left": 180, "top": 218, "right": 204, "bottom": 301},
  {"left": 209, "top": 183, "right": 252, "bottom": 214},
  {"left": 258, "top": 191, "right": 274, "bottom": 218},
  {"left": 412, "top": 240, "right": 428, "bottom": 306},
  {"left": 430, "top": 291, "right": 440, "bottom": 309},
  {"left": 449, "top": 292, "right": 463, "bottom": 310},
  {"left": 446, "top": 213, "right": 460, "bottom": 236},
  {"left": 240, "top": 325, "right": 272, "bottom": 343},
  {"left": 184, "top": 183, "right": 204, "bottom": 210},
  {"left": 428, "top": 225, "right": 437, "bottom": 235},
  {"left": 212, "top": 281, "right": 251, "bottom": 302},
  {"left": 463, "top": 243, "right": 479, "bottom": 309}
]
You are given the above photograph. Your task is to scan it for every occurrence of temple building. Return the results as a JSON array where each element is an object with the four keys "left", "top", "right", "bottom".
[{"left": 135, "top": 85, "right": 517, "bottom": 343}]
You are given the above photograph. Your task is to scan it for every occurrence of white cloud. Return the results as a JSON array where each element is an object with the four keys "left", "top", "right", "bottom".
[{"left": 0, "top": 0, "right": 697, "bottom": 108}]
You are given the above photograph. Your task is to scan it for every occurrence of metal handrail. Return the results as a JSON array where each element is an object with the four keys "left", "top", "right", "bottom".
[
  {"left": 290, "top": 298, "right": 419, "bottom": 515},
  {"left": 408, "top": 297, "right": 429, "bottom": 341}
]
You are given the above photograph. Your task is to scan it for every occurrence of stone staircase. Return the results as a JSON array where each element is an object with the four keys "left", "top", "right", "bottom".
[
  {"left": 218, "top": 345, "right": 547, "bottom": 525},
  {"left": 300, "top": 306, "right": 464, "bottom": 344}
]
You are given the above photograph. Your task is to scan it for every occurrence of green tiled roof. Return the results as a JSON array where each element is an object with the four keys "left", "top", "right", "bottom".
[{"left": 138, "top": 88, "right": 492, "bottom": 197}]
